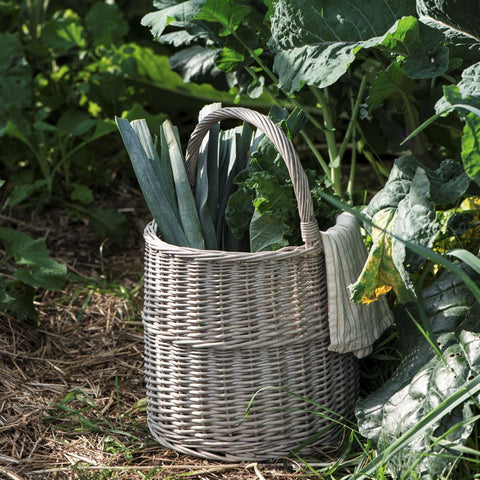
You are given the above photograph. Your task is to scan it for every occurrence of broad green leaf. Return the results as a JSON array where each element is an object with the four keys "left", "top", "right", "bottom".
[
  {"left": 0, "top": 33, "right": 32, "bottom": 131},
  {"left": 435, "top": 62, "right": 480, "bottom": 186},
  {"left": 250, "top": 210, "right": 289, "bottom": 252},
  {"left": 435, "top": 62, "right": 480, "bottom": 115},
  {"left": 70, "top": 183, "right": 94, "bottom": 204},
  {"left": 351, "top": 157, "right": 466, "bottom": 304},
  {"left": 57, "top": 110, "right": 96, "bottom": 136},
  {"left": 393, "top": 167, "right": 439, "bottom": 273},
  {"left": 9, "top": 180, "right": 47, "bottom": 207},
  {"left": 126, "top": 43, "right": 239, "bottom": 105},
  {"left": 0, "top": 283, "right": 36, "bottom": 321},
  {"left": 0, "top": 227, "right": 67, "bottom": 291},
  {"left": 194, "top": 0, "right": 251, "bottom": 37},
  {"left": 426, "top": 158, "right": 470, "bottom": 205},
  {"left": 368, "top": 63, "right": 416, "bottom": 109},
  {"left": 86, "top": 207, "right": 130, "bottom": 248},
  {"left": 356, "top": 264, "right": 480, "bottom": 480},
  {"left": 85, "top": 3, "right": 128, "bottom": 46},
  {"left": 416, "top": 0, "right": 480, "bottom": 63},
  {"left": 42, "top": 11, "right": 86, "bottom": 53},
  {"left": 169, "top": 46, "right": 225, "bottom": 86},
  {"left": 141, "top": 0, "right": 205, "bottom": 39},
  {"left": 270, "top": 0, "right": 447, "bottom": 92},
  {"left": 216, "top": 47, "right": 245, "bottom": 73}
]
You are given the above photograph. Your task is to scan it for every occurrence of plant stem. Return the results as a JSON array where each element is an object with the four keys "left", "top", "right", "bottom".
[
  {"left": 300, "top": 131, "right": 331, "bottom": 180},
  {"left": 309, "top": 87, "right": 342, "bottom": 196},
  {"left": 347, "top": 125, "right": 357, "bottom": 204},
  {"left": 337, "top": 75, "right": 368, "bottom": 164}
]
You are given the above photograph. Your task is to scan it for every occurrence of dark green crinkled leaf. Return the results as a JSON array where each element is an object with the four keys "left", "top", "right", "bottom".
[
  {"left": 356, "top": 265, "right": 480, "bottom": 480},
  {"left": 225, "top": 107, "right": 308, "bottom": 252},
  {"left": 427, "top": 158, "right": 471, "bottom": 204},
  {"left": 270, "top": 0, "right": 448, "bottom": 92},
  {"left": 352, "top": 156, "right": 471, "bottom": 304},
  {"left": 416, "top": 0, "right": 480, "bottom": 63},
  {"left": 435, "top": 62, "right": 480, "bottom": 186},
  {"left": 393, "top": 167, "right": 439, "bottom": 273},
  {"left": 249, "top": 210, "right": 290, "bottom": 252}
]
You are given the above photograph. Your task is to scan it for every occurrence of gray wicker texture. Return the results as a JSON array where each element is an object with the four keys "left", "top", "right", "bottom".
[{"left": 142, "top": 107, "right": 360, "bottom": 461}]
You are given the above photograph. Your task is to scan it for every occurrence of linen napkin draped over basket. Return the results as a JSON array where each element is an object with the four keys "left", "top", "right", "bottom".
[{"left": 142, "top": 107, "right": 393, "bottom": 461}]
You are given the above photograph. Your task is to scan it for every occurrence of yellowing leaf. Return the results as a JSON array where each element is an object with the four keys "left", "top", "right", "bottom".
[{"left": 349, "top": 209, "right": 415, "bottom": 304}]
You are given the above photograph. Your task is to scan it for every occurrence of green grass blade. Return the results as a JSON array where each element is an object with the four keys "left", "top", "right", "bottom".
[
  {"left": 402, "top": 104, "right": 480, "bottom": 145},
  {"left": 447, "top": 248, "right": 480, "bottom": 275},
  {"left": 130, "top": 119, "right": 178, "bottom": 218},
  {"left": 115, "top": 117, "right": 188, "bottom": 246},
  {"left": 161, "top": 120, "right": 205, "bottom": 249}
]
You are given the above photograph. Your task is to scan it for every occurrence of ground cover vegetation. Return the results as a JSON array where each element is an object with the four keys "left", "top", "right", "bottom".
[{"left": 1, "top": 0, "right": 480, "bottom": 478}]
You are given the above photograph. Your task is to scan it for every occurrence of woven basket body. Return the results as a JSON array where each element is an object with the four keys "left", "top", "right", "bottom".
[{"left": 142, "top": 107, "right": 360, "bottom": 461}]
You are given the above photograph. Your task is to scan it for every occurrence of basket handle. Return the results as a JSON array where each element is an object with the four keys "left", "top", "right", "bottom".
[{"left": 185, "top": 107, "right": 321, "bottom": 247}]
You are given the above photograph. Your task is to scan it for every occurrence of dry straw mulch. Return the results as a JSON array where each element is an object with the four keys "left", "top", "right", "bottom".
[{"left": 0, "top": 204, "right": 317, "bottom": 480}]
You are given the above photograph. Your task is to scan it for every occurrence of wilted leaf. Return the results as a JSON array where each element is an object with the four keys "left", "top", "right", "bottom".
[{"left": 349, "top": 208, "right": 414, "bottom": 304}]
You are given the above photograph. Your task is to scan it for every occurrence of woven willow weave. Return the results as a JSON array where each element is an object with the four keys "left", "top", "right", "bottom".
[{"left": 142, "top": 108, "right": 360, "bottom": 461}]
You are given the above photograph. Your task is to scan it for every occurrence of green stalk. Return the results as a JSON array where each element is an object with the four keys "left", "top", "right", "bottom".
[
  {"left": 310, "top": 87, "right": 342, "bottom": 196},
  {"left": 337, "top": 76, "right": 367, "bottom": 164},
  {"left": 347, "top": 125, "right": 357, "bottom": 204},
  {"left": 300, "top": 131, "right": 331, "bottom": 180}
]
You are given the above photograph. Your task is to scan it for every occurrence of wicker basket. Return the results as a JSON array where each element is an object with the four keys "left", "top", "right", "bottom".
[{"left": 142, "top": 107, "right": 359, "bottom": 461}]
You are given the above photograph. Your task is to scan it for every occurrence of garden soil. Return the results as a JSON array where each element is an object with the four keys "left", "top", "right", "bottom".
[{"left": 0, "top": 186, "right": 349, "bottom": 480}]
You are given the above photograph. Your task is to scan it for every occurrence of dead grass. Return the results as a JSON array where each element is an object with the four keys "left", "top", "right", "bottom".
[{"left": 0, "top": 199, "right": 332, "bottom": 480}]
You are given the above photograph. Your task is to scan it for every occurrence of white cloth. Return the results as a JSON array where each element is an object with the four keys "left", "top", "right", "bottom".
[{"left": 320, "top": 213, "right": 394, "bottom": 358}]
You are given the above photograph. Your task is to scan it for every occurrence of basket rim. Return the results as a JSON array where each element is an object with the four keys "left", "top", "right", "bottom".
[{"left": 144, "top": 220, "right": 323, "bottom": 261}]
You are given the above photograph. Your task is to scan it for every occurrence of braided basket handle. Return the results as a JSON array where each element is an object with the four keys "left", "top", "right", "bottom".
[{"left": 185, "top": 107, "right": 321, "bottom": 247}]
